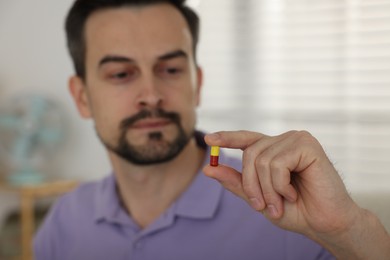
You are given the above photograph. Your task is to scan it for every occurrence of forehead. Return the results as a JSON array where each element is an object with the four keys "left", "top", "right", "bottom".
[{"left": 84, "top": 3, "right": 193, "bottom": 64}]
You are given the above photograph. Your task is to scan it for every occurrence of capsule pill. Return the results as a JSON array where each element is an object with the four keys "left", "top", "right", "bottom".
[{"left": 210, "top": 146, "right": 220, "bottom": 167}]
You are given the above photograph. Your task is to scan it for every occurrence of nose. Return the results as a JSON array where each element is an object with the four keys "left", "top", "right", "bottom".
[{"left": 136, "top": 77, "right": 163, "bottom": 109}]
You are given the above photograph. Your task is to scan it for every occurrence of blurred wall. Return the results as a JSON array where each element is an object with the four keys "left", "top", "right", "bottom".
[
  {"left": 0, "top": 0, "right": 111, "bottom": 181},
  {"left": 1, "top": 0, "right": 390, "bottom": 241},
  {"left": 1, "top": 0, "right": 389, "bottom": 192}
]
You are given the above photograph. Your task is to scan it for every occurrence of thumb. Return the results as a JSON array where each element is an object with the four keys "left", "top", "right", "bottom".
[{"left": 203, "top": 164, "right": 248, "bottom": 202}]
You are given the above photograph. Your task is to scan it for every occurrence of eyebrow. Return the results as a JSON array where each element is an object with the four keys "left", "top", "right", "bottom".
[
  {"left": 98, "top": 49, "right": 188, "bottom": 68},
  {"left": 98, "top": 56, "right": 135, "bottom": 67},
  {"left": 158, "top": 50, "right": 188, "bottom": 61}
]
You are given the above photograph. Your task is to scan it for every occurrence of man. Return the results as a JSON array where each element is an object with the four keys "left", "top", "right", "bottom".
[{"left": 34, "top": 0, "right": 390, "bottom": 259}]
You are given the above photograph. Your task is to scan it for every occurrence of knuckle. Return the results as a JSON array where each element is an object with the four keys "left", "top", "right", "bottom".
[
  {"left": 295, "top": 130, "right": 322, "bottom": 148},
  {"left": 279, "top": 130, "right": 298, "bottom": 139},
  {"left": 269, "top": 156, "right": 285, "bottom": 170},
  {"left": 296, "top": 130, "right": 314, "bottom": 142},
  {"left": 255, "top": 155, "right": 270, "bottom": 169},
  {"left": 243, "top": 146, "right": 257, "bottom": 161},
  {"left": 285, "top": 130, "right": 299, "bottom": 136}
]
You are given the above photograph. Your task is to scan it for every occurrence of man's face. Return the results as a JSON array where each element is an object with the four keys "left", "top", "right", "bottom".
[{"left": 71, "top": 4, "right": 202, "bottom": 165}]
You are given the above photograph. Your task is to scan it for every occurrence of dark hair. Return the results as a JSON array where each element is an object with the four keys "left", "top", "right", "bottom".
[{"left": 65, "top": 0, "right": 200, "bottom": 79}]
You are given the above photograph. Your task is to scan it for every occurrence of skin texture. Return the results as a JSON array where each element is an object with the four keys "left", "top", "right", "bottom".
[{"left": 203, "top": 130, "right": 390, "bottom": 259}]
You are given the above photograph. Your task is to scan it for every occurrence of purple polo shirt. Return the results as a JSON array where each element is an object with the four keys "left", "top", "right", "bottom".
[{"left": 34, "top": 149, "right": 334, "bottom": 260}]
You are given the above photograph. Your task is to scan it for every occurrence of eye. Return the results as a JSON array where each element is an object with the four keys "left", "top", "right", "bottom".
[
  {"left": 166, "top": 67, "right": 181, "bottom": 74},
  {"left": 161, "top": 67, "right": 181, "bottom": 74},
  {"left": 156, "top": 65, "right": 184, "bottom": 78},
  {"left": 111, "top": 71, "right": 129, "bottom": 79},
  {"left": 107, "top": 68, "right": 139, "bottom": 84}
]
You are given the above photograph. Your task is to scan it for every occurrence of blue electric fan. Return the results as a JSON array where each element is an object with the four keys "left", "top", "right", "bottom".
[{"left": 0, "top": 95, "right": 65, "bottom": 185}]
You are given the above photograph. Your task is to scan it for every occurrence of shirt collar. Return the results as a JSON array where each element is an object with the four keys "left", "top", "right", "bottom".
[
  {"left": 93, "top": 132, "right": 225, "bottom": 224},
  {"left": 173, "top": 151, "right": 223, "bottom": 219},
  {"left": 94, "top": 174, "right": 132, "bottom": 225}
]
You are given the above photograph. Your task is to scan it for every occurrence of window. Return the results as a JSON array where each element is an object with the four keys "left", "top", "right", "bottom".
[{"left": 197, "top": 0, "right": 390, "bottom": 192}]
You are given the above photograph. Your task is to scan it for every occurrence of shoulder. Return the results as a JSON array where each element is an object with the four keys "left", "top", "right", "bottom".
[
  {"left": 33, "top": 176, "right": 113, "bottom": 257},
  {"left": 51, "top": 174, "right": 116, "bottom": 218},
  {"left": 49, "top": 177, "right": 105, "bottom": 218},
  {"left": 60, "top": 177, "right": 106, "bottom": 207},
  {"left": 36, "top": 176, "right": 108, "bottom": 228}
]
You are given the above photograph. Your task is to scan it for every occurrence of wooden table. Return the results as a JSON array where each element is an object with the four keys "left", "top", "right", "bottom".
[{"left": 0, "top": 180, "right": 79, "bottom": 260}]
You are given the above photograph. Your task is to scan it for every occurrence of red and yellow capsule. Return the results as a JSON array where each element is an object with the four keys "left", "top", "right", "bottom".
[{"left": 210, "top": 146, "right": 220, "bottom": 167}]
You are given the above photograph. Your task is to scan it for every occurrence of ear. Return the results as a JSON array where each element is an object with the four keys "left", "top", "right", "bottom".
[
  {"left": 195, "top": 66, "right": 203, "bottom": 106},
  {"left": 69, "top": 76, "right": 92, "bottom": 118}
]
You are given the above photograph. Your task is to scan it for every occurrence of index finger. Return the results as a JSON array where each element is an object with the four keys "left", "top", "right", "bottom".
[{"left": 204, "top": 130, "right": 267, "bottom": 150}]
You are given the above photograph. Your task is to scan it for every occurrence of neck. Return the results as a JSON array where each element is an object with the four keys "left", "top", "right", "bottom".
[{"left": 109, "top": 137, "right": 205, "bottom": 228}]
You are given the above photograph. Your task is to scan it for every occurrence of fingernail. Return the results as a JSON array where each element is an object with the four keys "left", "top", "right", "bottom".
[
  {"left": 249, "top": 198, "right": 262, "bottom": 210},
  {"left": 267, "top": 204, "right": 279, "bottom": 218},
  {"left": 286, "top": 194, "right": 296, "bottom": 203}
]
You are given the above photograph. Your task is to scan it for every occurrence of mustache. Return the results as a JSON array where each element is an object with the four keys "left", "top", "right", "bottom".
[{"left": 120, "top": 109, "right": 181, "bottom": 130}]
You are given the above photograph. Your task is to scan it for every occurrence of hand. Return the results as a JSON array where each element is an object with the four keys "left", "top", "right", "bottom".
[
  {"left": 203, "top": 130, "right": 390, "bottom": 259},
  {"left": 203, "top": 130, "right": 358, "bottom": 238}
]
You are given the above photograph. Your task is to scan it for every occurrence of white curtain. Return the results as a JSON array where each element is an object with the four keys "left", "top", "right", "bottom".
[{"left": 197, "top": 0, "right": 390, "bottom": 192}]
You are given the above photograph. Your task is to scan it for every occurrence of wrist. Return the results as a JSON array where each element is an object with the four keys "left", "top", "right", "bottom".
[{"left": 315, "top": 207, "right": 390, "bottom": 259}]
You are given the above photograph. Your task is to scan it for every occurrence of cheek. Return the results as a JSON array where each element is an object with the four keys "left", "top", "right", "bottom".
[
  {"left": 175, "top": 92, "right": 198, "bottom": 128},
  {"left": 87, "top": 93, "right": 125, "bottom": 133},
  {"left": 166, "top": 88, "right": 198, "bottom": 115},
  {"left": 93, "top": 108, "right": 119, "bottom": 137},
  {"left": 88, "top": 83, "right": 131, "bottom": 115}
]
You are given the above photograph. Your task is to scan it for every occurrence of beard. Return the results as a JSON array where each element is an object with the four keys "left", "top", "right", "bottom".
[{"left": 97, "top": 109, "right": 193, "bottom": 165}]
